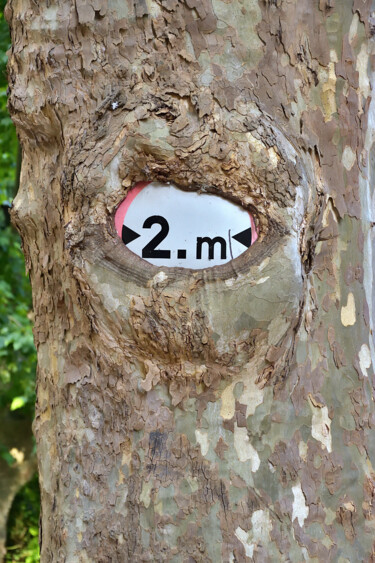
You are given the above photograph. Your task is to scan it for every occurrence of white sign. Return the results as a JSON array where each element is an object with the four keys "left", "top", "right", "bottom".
[{"left": 115, "top": 182, "right": 258, "bottom": 269}]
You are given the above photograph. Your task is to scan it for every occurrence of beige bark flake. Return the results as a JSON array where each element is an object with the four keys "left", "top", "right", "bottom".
[
  {"left": 221, "top": 375, "right": 264, "bottom": 420},
  {"left": 246, "top": 132, "right": 279, "bottom": 168},
  {"left": 233, "top": 424, "right": 260, "bottom": 471},
  {"left": 121, "top": 442, "right": 132, "bottom": 469},
  {"left": 359, "top": 344, "right": 372, "bottom": 377},
  {"left": 235, "top": 527, "right": 254, "bottom": 558},
  {"left": 349, "top": 13, "right": 359, "bottom": 44},
  {"left": 268, "top": 147, "right": 279, "bottom": 168},
  {"left": 320, "top": 61, "right": 337, "bottom": 121},
  {"left": 251, "top": 509, "right": 272, "bottom": 543},
  {"left": 96, "top": 283, "right": 120, "bottom": 313},
  {"left": 141, "top": 360, "right": 161, "bottom": 392},
  {"left": 195, "top": 429, "right": 209, "bottom": 456},
  {"left": 246, "top": 132, "right": 266, "bottom": 153},
  {"left": 151, "top": 271, "right": 168, "bottom": 285},
  {"left": 341, "top": 292, "right": 356, "bottom": 326},
  {"left": 258, "top": 257, "right": 270, "bottom": 272},
  {"left": 234, "top": 510, "right": 272, "bottom": 558},
  {"left": 356, "top": 43, "right": 370, "bottom": 102},
  {"left": 256, "top": 276, "right": 270, "bottom": 285},
  {"left": 298, "top": 441, "right": 308, "bottom": 462},
  {"left": 140, "top": 481, "right": 152, "bottom": 509},
  {"left": 341, "top": 146, "right": 356, "bottom": 171},
  {"left": 240, "top": 377, "right": 264, "bottom": 417},
  {"left": 309, "top": 397, "right": 332, "bottom": 453},
  {"left": 220, "top": 382, "right": 236, "bottom": 420},
  {"left": 292, "top": 482, "right": 309, "bottom": 527},
  {"left": 148, "top": 0, "right": 162, "bottom": 17}
]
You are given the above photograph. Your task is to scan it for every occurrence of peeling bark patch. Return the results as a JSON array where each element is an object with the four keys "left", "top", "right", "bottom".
[
  {"left": 235, "top": 526, "right": 254, "bottom": 559},
  {"left": 234, "top": 509, "right": 272, "bottom": 559},
  {"left": 220, "top": 382, "right": 236, "bottom": 420},
  {"left": 359, "top": 343, "right": 371, "bottom": 377},
  {"left": 309, "top": 397, "right": 332, "bottom": 453},
  {"left": 233, "top": 424, "right": 260, "bottom": 470},
  {"left": 342, "top": 146, "right": 356, "bottom": 171},
  {"left": 292, "top": 482, "right": 309, "bottom": 527},
  {"left": 341, "top": 292, "right": 356, "bottom": 326},
  {"left": 195, "top": 429, "right": 209, "bottom": 456}
]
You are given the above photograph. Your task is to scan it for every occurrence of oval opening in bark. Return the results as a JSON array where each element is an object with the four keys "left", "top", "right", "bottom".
[{"left": 115, "top": 182, "right": 258, "bottom": 269}]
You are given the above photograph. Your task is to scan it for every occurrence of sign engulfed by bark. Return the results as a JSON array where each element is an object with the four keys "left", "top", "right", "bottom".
[
  {"left": 5, "top": 0, "right": 375, "bottom": 561},
  {"left": 115, "top": 181, "right": 258, "bottom": 268}
]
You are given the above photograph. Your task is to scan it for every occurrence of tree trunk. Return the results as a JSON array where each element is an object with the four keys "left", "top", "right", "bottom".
[{"left": 5, "top": 0, "right": 375, "bottom": 560}]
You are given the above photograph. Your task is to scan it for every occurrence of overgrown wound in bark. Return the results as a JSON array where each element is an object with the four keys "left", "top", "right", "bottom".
[{"left": 5, "top": 0, "right": 375, "bottom": 560}]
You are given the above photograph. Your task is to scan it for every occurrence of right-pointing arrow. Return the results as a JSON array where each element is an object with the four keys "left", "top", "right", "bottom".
[
  {"left": 232, "top": 227, "right": 252, "bottom": 248},
  {"left": 122, "top": 224, "right": 141, "bottom": 246}
]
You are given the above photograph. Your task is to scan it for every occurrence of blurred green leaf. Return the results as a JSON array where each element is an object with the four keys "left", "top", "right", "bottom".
[
  {"left": 28, "top": 527, "right": 38, "bottom": 538},
  {"left": 10, "top": 396, "right": 27, "bottom": 411}
]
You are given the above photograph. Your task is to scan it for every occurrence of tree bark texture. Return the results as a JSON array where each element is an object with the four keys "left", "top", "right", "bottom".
[{"left": 5, "top": 0, "right": 375, "bottom": 560}]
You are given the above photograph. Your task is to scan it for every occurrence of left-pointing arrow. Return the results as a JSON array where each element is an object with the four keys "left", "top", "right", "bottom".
[
  {"left": 232, "top": 227, "right": 252, "bottom": 248},
  {"left": 122, "top": 224, "right": 141, "bottom": 245}
]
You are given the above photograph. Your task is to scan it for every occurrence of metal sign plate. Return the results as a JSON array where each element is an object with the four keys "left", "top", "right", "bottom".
[{"left": 115, "top": 182, "right": 258, "bottom": 269}]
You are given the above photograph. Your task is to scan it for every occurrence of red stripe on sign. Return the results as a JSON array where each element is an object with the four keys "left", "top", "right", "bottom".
[{"left": 115, "top": 181, "right": 150, "bottom": 238}]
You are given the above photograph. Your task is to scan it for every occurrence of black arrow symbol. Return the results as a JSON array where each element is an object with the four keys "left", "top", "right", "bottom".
[
  {"left": 122, "top": 224, "right": 141, "bottom": 245},
  {"left": 232, "top": 227, "right": 252, "bottom": 248}
]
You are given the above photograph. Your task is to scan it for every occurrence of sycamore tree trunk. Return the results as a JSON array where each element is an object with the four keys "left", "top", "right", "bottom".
[{"left": 5, "top": 0, "right": 375, "bottom": 560}]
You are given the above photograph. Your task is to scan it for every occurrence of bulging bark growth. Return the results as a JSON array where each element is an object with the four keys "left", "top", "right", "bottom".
[{"left": 5, "top": 0, "right": 375, "bottom": 560}]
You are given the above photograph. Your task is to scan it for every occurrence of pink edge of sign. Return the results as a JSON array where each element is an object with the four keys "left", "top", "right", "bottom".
[
  {"left": 114, "top": 181, "right": 150, "bottom": 237},
  {"left": 250, "top": 213, "right": 258, "bottom": 245}
]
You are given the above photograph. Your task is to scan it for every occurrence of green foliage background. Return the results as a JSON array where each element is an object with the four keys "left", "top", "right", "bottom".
[
  {"left": 5, "top": 476, "right": 39, "bottom": 563},
  {"left": 0, "top": 1, "right": 40, "bottom": 560}
]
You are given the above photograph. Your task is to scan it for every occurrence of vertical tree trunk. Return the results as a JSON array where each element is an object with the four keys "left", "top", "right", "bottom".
[{"left": 6, "top": 0, "right": 375, "bottom": 560}]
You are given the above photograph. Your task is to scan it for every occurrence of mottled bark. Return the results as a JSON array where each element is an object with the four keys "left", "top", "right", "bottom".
[
  {"left": 0, "top": 411, "right": 36, "bottom": 561},
  {"left": 5, "top": 0, "right": 375, "bottom": 561}
]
